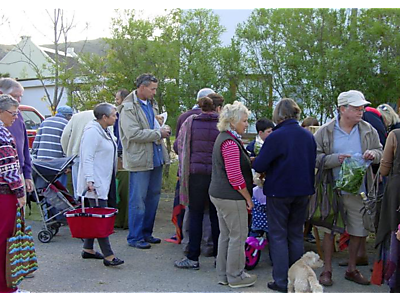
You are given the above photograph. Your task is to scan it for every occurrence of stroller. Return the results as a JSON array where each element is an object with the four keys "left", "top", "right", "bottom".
[
  {"left": 245, "top": 185, "right": 270, "bottom": 270},
  {"left": 30, "top": 155, "right": 78, "bottom": 243}
]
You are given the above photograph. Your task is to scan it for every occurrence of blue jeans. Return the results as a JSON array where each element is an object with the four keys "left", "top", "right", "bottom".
[
  {"left": 127, "top": 166, "right": 163, "bottom": 245},
  {"left": 266, "top": 196, "right": 309, "bottom": 289}
]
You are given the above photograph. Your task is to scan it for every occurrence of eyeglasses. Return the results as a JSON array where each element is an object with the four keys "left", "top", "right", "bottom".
[
  {"left": 347, "top": 106, "right": 365, "bottom": 113},
  {"left": 5, "top": 110, "right": 19, "bottom": 117}
]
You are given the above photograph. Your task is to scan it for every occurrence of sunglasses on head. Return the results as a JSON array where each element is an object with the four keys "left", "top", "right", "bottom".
[
  {"left": 378, "top": 104, "right": 388, "bottom": 111},
  {"left": 136, "top": 75, "right": 157, "bottom": 88}
]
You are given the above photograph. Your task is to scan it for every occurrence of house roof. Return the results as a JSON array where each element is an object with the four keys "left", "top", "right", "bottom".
[{"left": 0, "top": 36, "right": 107, "bottom": 80}]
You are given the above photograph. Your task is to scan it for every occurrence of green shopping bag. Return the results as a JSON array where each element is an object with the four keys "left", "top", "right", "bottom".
[
  {"left": 308, "top": 155, "right": 346, "bottom": 234},
  {"left": 5, "top": 207, "right": 38, "bottom": 288}
]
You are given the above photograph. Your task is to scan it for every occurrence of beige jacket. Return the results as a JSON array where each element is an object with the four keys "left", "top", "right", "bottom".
[
  {"left": 61, "top": 110, "right": 94, "bottom": 157},
  {"left": 117, "top": 91, "right": 170, "bottom": 172},
  {"left": 314, "top": 117, "right": 383, "bottom": 192}
]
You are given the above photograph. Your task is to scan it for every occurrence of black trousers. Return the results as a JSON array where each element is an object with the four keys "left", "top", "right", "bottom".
[{"left": 187, "top": 174, "right": 220, "bottom": 261}]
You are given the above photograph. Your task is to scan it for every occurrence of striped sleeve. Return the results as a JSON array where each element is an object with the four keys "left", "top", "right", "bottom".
[
  {"left": 0, "top": 130, "right": 25, "bottom": 198},
  {"left": 221, "top": 139, "right": 246, "bottom": 190}
]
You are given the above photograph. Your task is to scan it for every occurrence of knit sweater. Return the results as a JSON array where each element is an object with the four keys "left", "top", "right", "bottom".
[{"left": 0, "top": 121, "right": 24, "bottom": 198}]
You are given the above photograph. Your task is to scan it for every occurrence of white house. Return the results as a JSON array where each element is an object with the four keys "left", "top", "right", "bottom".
[{"left": 0, "top": 36, "right": 77, "bottom": 117}]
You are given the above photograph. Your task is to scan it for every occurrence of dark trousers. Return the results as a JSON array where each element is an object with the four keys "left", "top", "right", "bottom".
[
  {"left": 187, "top": 174, "right": 220, "bottom": 261},
  {"left": 266, "top": 196, "right": 309, "bottom": 288},
  {"left": 83, "top": 199, "right": 113, "bottom": 257}
]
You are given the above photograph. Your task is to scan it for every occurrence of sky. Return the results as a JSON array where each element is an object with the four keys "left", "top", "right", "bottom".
[{"left": 0, "top": 9, "right": 252, "bottom": 46}]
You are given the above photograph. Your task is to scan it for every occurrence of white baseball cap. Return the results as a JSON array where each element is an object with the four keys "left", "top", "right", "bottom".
[
  {"left": 337, "top": 90, "right": 371, "bottom": 107},
  {"left": 196, "top": 88, "right": 215, "bottom": 100}
]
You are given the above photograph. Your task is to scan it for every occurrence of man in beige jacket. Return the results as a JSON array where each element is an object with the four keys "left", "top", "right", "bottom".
[
  {"left": 314, "top": 90, "right": 382, "bottom": 287},
  {"left": 118, "top": 73, "right": 170, "bottom": 249}
]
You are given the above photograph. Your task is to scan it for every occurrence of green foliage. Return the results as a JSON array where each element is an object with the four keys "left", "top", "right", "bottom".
[{"left": 70, "top": 8, "right": 400, "bottom": 126}]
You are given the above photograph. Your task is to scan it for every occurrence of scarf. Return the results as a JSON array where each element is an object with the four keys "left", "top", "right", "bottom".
[{"left": 177, "top": 114, "right": 196, "bottom": 206}]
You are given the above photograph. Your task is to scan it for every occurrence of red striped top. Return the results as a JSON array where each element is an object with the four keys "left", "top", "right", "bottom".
[{"left": 221, "top": 139, "right": 246, "bottom": 190}]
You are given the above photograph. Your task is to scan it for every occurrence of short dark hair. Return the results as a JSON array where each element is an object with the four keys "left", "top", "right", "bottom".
[
  {"left": 136, "top": 73, "right": 158, "bottom": 88},
  {"left": 117, "top": 88, "right": 129, "bottom": 100},
  {"left": 256, "top": 118, "right": 274, "bottom": 132},
  {"left": 93, "top": 103, "right": 116, "bottom": 120}
]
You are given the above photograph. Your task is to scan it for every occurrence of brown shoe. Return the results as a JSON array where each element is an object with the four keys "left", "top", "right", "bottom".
[
  {"left": 319, "top": 271, "right": 333, "bottom": 286},
  {"left": 345, "top": 269, "right": 370, "bottom": 285}
]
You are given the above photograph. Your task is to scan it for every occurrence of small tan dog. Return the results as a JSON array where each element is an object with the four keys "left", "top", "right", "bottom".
[{"left": 288, "top": 251, "right": 324, "bottom": 293}]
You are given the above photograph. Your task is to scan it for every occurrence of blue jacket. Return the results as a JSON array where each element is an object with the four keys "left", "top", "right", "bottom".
[{"left": 253, "top": 119, "right": 316, "bottom": 198}]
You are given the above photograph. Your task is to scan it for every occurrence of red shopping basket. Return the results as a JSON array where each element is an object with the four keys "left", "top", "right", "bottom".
[{"left": 65, "top": 191, "right": 118, "bottom": 239}]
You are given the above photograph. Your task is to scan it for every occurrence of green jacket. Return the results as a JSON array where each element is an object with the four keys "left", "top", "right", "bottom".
[{"left": 117, "top": 90, "right": 170, "bottom": 172}]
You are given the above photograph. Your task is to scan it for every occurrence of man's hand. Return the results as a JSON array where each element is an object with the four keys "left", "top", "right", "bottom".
[
  {"left": 363, "top": 150, "right": 375, "bottom": 161},
  {"left": 160, "top": 127, "right": 171, "bottom": 139},
  {"left": 338, "top": 154, "right": 351, "bottom": 165},
  {"left": 25, "top": 179, "right": 34, "bottom": 193}
]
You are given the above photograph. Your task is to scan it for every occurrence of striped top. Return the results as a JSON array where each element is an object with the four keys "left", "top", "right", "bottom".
[
  {"left": 221, "top": 139, "right": 246, "bottom": 190},
  {"left": 32, "top": 115, "right": 68, "bottom": 160},
  {"left": 0, "top": 122, "right": 25, "bottom": 198}
]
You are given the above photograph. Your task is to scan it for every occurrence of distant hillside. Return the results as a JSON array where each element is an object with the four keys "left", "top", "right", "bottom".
[
  {"left": 0, "top": 44, "right": 14, "bottom": 60},
  {"left": 0, "top": 38, "right": 109, "bottom": 60},
  {"left": 42, "top": 38, "right": 109, "bottom": 56}
]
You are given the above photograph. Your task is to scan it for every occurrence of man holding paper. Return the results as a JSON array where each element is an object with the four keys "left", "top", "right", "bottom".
[{"left": 118, "top": 73, "right": 171, "bottom": 250}]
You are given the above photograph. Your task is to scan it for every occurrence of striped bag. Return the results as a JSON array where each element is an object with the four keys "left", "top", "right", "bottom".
[{"left": 5, "top": 208, "right": 38, "bottom": 288}]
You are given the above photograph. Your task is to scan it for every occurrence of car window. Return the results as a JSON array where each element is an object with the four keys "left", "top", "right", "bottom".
[{"left": 21, "top": 110, "right": 42, "bottom": 130}]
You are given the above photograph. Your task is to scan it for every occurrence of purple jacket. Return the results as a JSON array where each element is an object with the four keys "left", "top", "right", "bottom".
[
  {"left": 7, "top": 112, "right": 32, "bottom": 179},
  {"left": 189, "top": 112, "right": 219, "bottom": 175},
  {"left": 173, "top": 108, "right": 201, "bottom": 154}
]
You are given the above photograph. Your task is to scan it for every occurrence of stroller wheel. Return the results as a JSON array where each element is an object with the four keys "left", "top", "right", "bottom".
[
  {"left": 38, "top": 230, "right": 53, "bottom": 243},
  {"left": 245, "top": 243, "right": 261, "bottom": 270}
]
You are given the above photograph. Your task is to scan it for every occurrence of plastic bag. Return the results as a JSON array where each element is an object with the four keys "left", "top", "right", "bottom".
[{"left": 335, "top": 153, "right": 371, "bottom": 194}]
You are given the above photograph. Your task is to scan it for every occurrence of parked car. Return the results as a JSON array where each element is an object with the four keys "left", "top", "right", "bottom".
[{"left": 20, "top": 105, "right": 45, "bottom": 148}]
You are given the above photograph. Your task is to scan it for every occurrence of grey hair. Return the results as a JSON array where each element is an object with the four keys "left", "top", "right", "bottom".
[
  {"left": 93, "top": 103, "right": 116, "bottom": 120},
  {"left": 0, "top": 94, "right": 19, "bottom": 111},
  {"left": 217, "top": 101, "right": 250, "bottom": 132},
  {"left": 272, "top": 98, "right": 301, "bottom": 124},
  {"left": 196, "top": 88, "right": 215, "bottom": 100},
  {"left": 0, "top": 78, "right": 23, "bottom": 94}
]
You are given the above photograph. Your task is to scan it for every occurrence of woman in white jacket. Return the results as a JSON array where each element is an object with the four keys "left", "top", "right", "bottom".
[{"left": 77, "top": 103, "right": 124, "bottom": 267}]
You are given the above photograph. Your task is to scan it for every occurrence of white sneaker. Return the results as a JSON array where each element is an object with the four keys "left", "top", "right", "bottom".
[
  {"left": 228, "top": 272, "right": 257, "bottom": 288},
  {"left": 13, "top": 288, "right": 30, "bottom": 293}
]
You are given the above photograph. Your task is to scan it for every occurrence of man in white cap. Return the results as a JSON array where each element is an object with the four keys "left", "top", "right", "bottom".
[{"left": 314, "top": 90, "right": 382, "bottom": 286}]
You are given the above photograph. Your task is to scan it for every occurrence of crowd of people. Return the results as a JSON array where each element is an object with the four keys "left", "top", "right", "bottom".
[{"left": 0, "top": 73, "right": 400, "bottom": 293}]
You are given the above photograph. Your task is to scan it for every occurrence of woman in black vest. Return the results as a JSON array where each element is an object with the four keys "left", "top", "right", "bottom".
[{"left": 209, "top": 101, "right": 256, "bottom": 289}]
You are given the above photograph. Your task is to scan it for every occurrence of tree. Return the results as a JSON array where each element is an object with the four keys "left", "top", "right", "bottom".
[
  {"left": 235, "top": 8, "right": 400, "bottom": 122},
  {"left": 11, "top": 9, "right": 79, "bottom": 114},
  {"left": 178, "top": 9, "right": 226, "bottom": 110}
]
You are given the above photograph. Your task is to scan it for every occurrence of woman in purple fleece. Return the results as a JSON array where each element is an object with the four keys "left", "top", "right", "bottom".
[{"left": 174, "top": 94, "right": 224, "bottom": 270}]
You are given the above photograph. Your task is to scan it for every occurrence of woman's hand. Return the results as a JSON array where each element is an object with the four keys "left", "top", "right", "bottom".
[
  {"left": 87, "top": 181, "right": 95, "bottom": 192},
  {"left": 17, "top": 196, "right": 26, "bottom": 208},
  {"left": 246, "top": 198, "right": 254, "bottom": 210}
]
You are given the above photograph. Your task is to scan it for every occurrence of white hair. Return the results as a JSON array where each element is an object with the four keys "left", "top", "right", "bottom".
[
  {"left": 0, "top": 78, "right": 23, "bottom": 94},
  {"left": 217, "top": 101, "right": 250, "bottom": 132}
]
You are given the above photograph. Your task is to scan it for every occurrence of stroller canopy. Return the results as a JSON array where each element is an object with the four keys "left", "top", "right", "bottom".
[{"left": 32, "top": 155, "right": 76, "bottom": 183}]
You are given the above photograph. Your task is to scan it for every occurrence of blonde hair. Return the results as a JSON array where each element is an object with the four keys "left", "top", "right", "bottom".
[
  {"left": 377, "top": 103, "right": 400, "bottom": 127},
  {"left": 217, "top": 101, "right": 250, "bottom": 132},
  {"left": 273, "top": 98, "right": 301, "bottom": 124}
]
